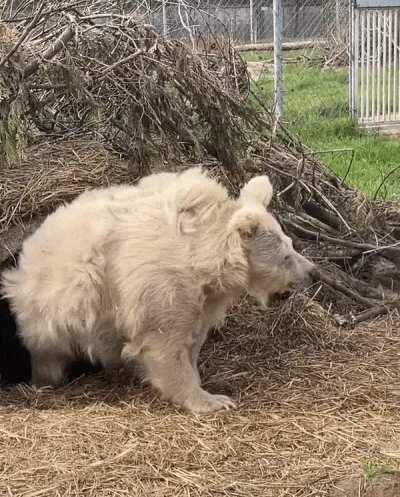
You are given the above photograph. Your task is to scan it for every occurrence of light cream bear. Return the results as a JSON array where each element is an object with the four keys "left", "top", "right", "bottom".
[
  {"left": 1, "top": 168, "right": 315, "bottom": 413},
  {"left": 72, "top": 171, "right": 178, "bottom": 205}
]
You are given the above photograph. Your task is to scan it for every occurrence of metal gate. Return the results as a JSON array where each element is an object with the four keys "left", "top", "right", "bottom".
[{"left": 350, "top": 0, "right": 400, "bottom": 131}]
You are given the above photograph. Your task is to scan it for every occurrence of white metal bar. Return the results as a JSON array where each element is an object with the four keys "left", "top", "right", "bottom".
[
  {"left": 349, "top": 2, "right": 354, "bottom": 115},
  {"left": 394, "top": 10, "right": 398, "bottom": 120},
  {"left": 273, "top": 0, "right": 283, "bottom": 121},
  {"left": 388, "top": 9, "right": 393, "bottom": 119},
  {"left": 377, "top": 9, "right": 382, "bottom": 120},
  {"left": 249, "top": 0, "right": 254, "bottom": 44},
  {"left": 393, "top": 10, "right": 400, "bottom": 120},
  {"left": 162, "top": 0, "right": 167, "bottom": 38},
  {"left": 372, "top": 10, "right": 376, "bottom": 120},
  {"left": 383, "top": 10, "right": 387, "bottom": 121},
  {"left": 356, "top": 1, "right": 400, "bottom": 9},
  {"left": 354, "top": 8, "right": 360, "bottom": 119},
  {"left": 350, "top": 3, "right": 356, "bottom": 117},
  {"left": 336, "top": 0, "right": 341, "bottom": 40},
  {"left": 366, "top": 10, "right": 371, "bottom": 120},
  {"left": 395, "top": 10, "right": 399, "bottom": 120},
  {"left": 396, "top": 12, "right": 400, "bottom": 120},
  {"left": 360, "top": 9, "right": 366, "bottom": 120}
]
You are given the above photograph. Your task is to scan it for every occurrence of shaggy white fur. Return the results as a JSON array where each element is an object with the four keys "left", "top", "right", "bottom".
[{"left": 1, "top": 167, "right": 314, "bottom": 413}]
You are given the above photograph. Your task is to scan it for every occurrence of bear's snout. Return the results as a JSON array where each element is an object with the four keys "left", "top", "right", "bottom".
[
  {"left": 292, "top": 253, "right": 316, "bottom": 289},
  {"left": 301, "top": 264, "right": 317, "bottom": 288},
  {"left": 299, "top": 256, "right": 318, "bottom": 288}
]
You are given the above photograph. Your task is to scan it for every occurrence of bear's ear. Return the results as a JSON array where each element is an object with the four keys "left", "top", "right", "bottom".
[
  {"left": 229, "top": 207, "right": 261, "bottom": 240},
  {"left": 239, "top": 176, "right": 273, "bottom": 208}
]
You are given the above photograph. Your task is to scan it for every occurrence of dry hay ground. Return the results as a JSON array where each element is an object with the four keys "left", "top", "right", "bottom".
[{"left": 1, "top": 297, "right": 400, "bottom": 497}]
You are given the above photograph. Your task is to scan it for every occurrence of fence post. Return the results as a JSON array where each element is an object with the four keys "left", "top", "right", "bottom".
[
  {"left": 249, "top": 0, "right": 255, "bottom": 44},
  {"left": 162, "top": 0, "right": 168, "bottom": 38},
  {"left": 336, "top": 0, "right": 341, "bottom": 40},
  {"left": 273, "top": 0, "right": 283, "bottom": 121},
  {"left": 349, "top": 0, "right": 357, "bottom": 120}
]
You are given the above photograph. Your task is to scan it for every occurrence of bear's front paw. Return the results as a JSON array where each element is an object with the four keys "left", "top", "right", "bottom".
[{"left": 183, "top": 388, "right": 236, "bottom": 414}]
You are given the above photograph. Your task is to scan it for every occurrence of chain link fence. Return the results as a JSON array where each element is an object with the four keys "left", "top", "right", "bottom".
[
  {"left": 146, "top": 1, "right": 348, "bottom": 45},
  {"left": 134, "top": 1, "right": 354, "bottom": 183},
  {"left": 145, "top": 1, "right": 350, "bottom": 125},
  {"left": 1, "top": 0, "right": 352, "bottom": 153}
]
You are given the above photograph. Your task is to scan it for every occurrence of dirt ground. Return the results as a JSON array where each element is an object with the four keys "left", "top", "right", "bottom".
[
  {"left": 1, "top": 300, "right": 400, "bottom": 497},
  {"left": 246, "top": 60, "right": 272, "bottom": 81},
  {"left": 331, "top": 474, "right": 400, "bottom": 497}
]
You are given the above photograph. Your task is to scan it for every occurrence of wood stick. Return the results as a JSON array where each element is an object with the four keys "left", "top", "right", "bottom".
[
  {"left": 316, "top": 270, "right": 379, "bottom": 307},
  {"left": 0, "top": 2, "right": 44, "bottom": 68},
  {"left": 335, "top": 305, "right": 396, "bottom": 327},
  {"left": 235, "top": 39, "right": 327, "bottom": 52},
  {"left": 23, "top": 25, "right": 75, "bottom": 79},
  {"left": 303, "top": 200, "right": 341, "bottom": 230},
  {"left": 286, "top": 219, "right": 400, "bottom": 258}
]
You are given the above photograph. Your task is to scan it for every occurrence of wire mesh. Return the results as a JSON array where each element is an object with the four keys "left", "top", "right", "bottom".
[
  {"left": 144, "top": 1, "right": 350, "bottom": 126},
  {"left": 145, "top": 1, "right": 346, "bottom": 45},
  {"left": 1, "top": 0, "right": 351, "bottom": 136}
]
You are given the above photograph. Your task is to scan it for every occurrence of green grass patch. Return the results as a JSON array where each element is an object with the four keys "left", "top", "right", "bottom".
[
  {"left": 241, "top": 51, "right": 272, "bottom": 63},
  {"left": 251, "top": 63, "right": 400, "bottom": 200},
  {"left": 364, "top": 462, "right": 400, "bottom": 481}
]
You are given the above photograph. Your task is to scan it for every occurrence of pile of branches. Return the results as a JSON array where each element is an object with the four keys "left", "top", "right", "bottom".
[
  {"left": 0, "top": 0, "right": 250, "bottom": 169},
  {"left": 1, "top": 0, "right": 400, "bottom": 327}
]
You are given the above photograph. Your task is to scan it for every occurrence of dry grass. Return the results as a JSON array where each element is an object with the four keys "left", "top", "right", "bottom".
[
  {"left": 1, "top": 298, "right": 400, "bottom": 497},
  {"left": 0, "top": 141, "right": 133, "bottom": 234}
]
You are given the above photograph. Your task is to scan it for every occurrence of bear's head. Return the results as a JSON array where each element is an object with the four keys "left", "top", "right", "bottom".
[{"left": 229, "top": 175, "right": 316, "bottom": 307}]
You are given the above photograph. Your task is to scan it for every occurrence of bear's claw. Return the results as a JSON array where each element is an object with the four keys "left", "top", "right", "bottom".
[{"left": 183, "top": 389, "right": 237, "bottom": 414}]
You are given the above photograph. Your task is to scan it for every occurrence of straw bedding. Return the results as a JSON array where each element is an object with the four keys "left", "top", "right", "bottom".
[
  {"left": 1, "top": 300, "right": 400, "bottom": 496},
  {"left": 1, "top": 2, "right": 400, "bottom": 322},
  {"left": 0, "top": 140, "right": 132, "bottom": 234}
]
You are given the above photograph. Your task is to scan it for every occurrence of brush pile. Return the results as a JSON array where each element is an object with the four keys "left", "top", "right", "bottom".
[{"left": 0, "top": 0, "right": 400, "bottom": 327}]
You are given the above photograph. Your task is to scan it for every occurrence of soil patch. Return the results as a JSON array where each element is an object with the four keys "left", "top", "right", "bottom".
[{"left": 331, "top": 473, "right": 400, "bottom": 497}]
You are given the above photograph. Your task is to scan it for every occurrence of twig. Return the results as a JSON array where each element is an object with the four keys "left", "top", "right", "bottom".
[
  {"left": 303, "top": 200, "right": 341, "bottom": 230},
  {"left": 341, "top": 149, "right": 355, "bottom": 186},
  {"left": 0, "top": 1, "right": 45, "bottom": 68},
  {"left": 258, "top": 152, "right": 352, "bottom": 232},
  {"left": 334, "top": 304, "right": 396, "bottom": 327},
  {"left": 373, "top": 164, "right": 400, "bottom": 200},
  {"left": 306, "top": 183, "right": 352, "bottom": 232},
  {"left": 286, "top": 219, "right": 400, "bottom": 258},
  {"left": 362, "top": 240, "right": 400, "bottom": 255},
  {"left": 317, "top": 270, "right": 379, "bottom": 307},
  {"left": 235, "top": 39, "right": 327, "bottom": 52},
  {"left": 292, "top": 212, "right": 338, "bottom": 235},
  {"left": 23, "top": 25, "right": 76, "bottom": 79},
  {"left": 98, "top": 48, "right": 147, "bottom": 77},
  {"left": 177, "top": 0, "right": 196, "bottom": 49},
  {"left": 305, "top": 148, "right": 355, "bottom": 158}
]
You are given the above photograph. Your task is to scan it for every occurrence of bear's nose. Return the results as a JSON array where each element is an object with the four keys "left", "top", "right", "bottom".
[
  {"left": 302, "top": 263, "right": 318, "bottom": 287},
  {"left": 308, "top": 264, "right": 319, "bottom": 280}
]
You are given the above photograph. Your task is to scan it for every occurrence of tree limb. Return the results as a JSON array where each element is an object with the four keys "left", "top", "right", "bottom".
[
  {"left": 23, "top": 25, "right": 76, "bottom": 79},
  {"left": 0, "top": 1, "right": 45, "bottom": 68}
]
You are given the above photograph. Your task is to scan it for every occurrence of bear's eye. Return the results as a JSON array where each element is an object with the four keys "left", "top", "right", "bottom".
[{"left": 284, "top": 255, "right": 291, "bottom": 263}]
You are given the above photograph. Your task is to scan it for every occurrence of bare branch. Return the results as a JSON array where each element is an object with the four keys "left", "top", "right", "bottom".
[
  {"left": 23, "top": 25, "right": 76, "bottom": 79},
  {"left": 0, "top": 1, "right": 45, "bottom": 68}
]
